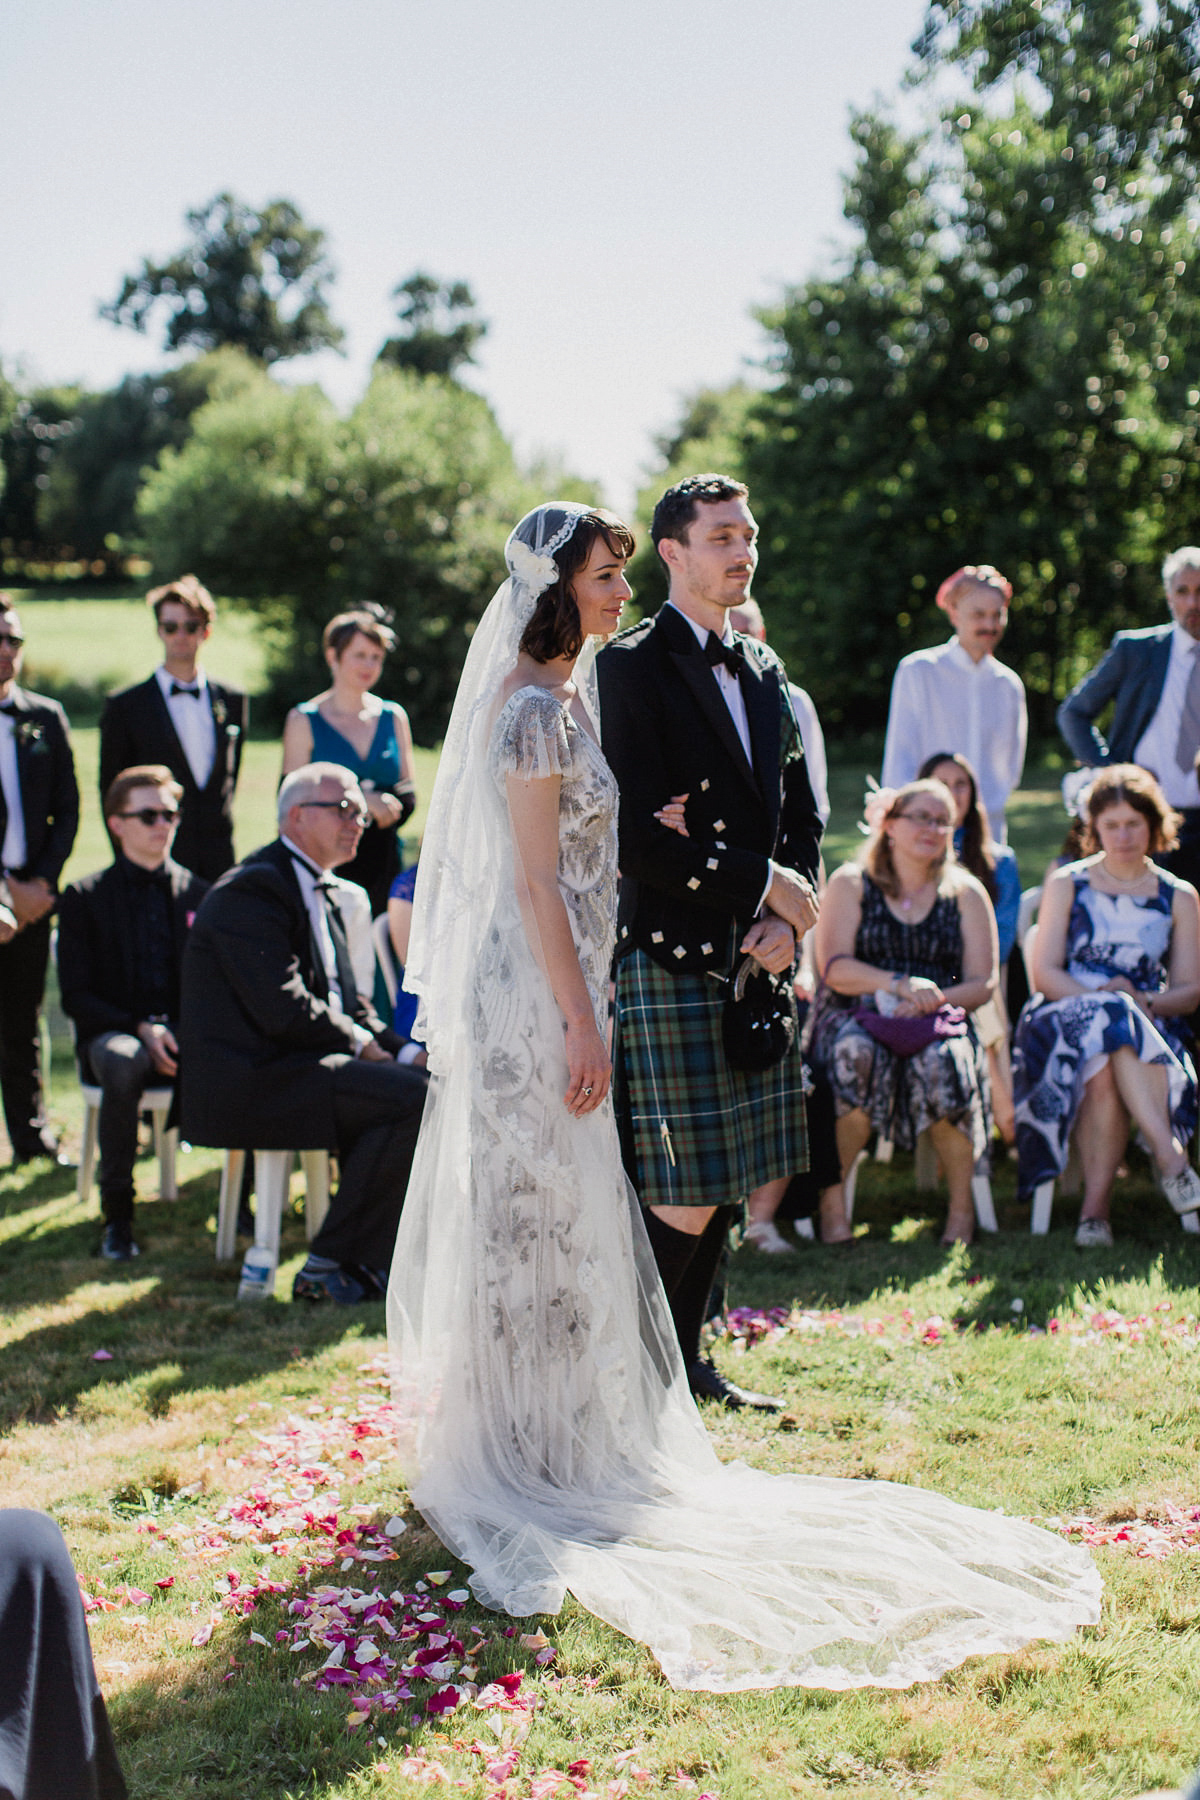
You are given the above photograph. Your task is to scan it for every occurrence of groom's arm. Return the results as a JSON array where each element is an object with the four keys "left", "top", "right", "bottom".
[{"left": 598, "top": 647, "right": 771, "bottom": 916}]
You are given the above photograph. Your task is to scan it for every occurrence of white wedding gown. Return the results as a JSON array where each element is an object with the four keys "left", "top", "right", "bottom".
[{"left": 387, "top": 687, "right": 1101, "bottom": 1692}]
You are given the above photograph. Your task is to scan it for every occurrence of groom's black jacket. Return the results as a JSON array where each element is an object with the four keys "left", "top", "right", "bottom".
[{"left": 596, "top": 604, "right": 823, "bottom": 976}]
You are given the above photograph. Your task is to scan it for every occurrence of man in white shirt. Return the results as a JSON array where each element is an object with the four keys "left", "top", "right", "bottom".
[
  {"left": 1058, "top": 546, "right": 1200, "bottom": 888},
  {"left": 99, "top": 576, "right": 247, "bottom": 880},
  {"left": 881, "top": 565, "right": 1027, "bottom": 841}
]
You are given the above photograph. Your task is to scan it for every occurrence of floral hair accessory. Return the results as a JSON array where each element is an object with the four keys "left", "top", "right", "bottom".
[
  {"left": 859, "top": 776, "right": 897, "bottom": 837},
  {"left": 506, "top": 537, "right": 560, "bottom": 598}
]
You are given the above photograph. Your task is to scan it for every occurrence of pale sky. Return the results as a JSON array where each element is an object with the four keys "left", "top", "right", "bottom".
[{"left": 3, "top": 0, "right": 931, "bottom": 516}]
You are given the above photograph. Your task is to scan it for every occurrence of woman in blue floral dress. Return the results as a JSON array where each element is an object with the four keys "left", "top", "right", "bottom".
[{"left": 1014, "top": 765, "right": 1200, "bottom": 1244}]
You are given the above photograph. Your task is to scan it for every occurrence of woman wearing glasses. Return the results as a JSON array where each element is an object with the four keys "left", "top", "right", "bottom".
[
  {"left": 281, "top": 609, "right": 417, "bottom": 914},
  {"left": 810, "top": 778, "right": 999, "bottom": 1244}
]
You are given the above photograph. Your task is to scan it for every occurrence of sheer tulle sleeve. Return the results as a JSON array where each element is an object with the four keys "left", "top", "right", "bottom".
[{"left": 493, "top": 689, "right": 574, "bottom": 782}]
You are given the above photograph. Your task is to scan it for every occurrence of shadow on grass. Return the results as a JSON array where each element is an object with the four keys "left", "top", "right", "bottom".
[{"left": 0, "top": 1166, "right": 393, "bottom": 1431}]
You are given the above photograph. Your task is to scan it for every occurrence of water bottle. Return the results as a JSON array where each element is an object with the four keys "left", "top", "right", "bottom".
[{"left": 237, "top": 1245, "right": 276, "bottom": 1301}]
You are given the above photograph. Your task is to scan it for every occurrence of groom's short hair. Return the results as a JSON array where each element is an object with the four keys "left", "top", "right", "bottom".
[{"left": 651, "top": 474, "right": 749, "bottom": 551}]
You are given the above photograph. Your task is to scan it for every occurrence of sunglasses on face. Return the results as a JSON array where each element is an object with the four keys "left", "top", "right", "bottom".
[
  {"left": 300, "top": 799, "right": 369, "bottom": 826},
  {"left": 159, "top": 619, "right": 204, "bottom": 636},
  {"left": 117, "top": 807, "right": 180, "bottom": 826},
  {"left": 0, "top": 632, "right": 24, "bottom": 649}
]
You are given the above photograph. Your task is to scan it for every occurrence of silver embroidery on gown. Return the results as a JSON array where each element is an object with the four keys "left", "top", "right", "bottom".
[{"left": 387, "top": 558, "right": 1100, "bottom": 1692}]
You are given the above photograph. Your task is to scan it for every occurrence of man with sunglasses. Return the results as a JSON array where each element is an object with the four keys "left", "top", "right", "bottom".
[
  {"left": 58, "top": 766, "right": 209, "bottom": 1259},
  {"left": 0, "top": 594, "right": 80, "bottom": 1166},
  {"left": 99, "top": 575, "right": 248, "bottom": 881},
  {"left": 179, "top": 763, "right": 428, "bottom": 1303}
]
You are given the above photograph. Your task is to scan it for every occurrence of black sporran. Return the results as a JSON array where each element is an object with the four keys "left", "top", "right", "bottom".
[{"left": 718, "top": 954, "right": 798, "bottom": 1072}]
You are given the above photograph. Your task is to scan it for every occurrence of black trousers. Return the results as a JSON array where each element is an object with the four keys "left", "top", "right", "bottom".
[
  {"left": 309, "top": 1055, "right": 428, "bottom": 1270},
  {"left": 0, "top": 916, "right": 53, "bottom": 1159},
  {"left": 0, "top": 1509, "right": 127, "bottom": 1800},
  {"left": 80, "top": 1033, "right": 162, "bottom": 1223}
]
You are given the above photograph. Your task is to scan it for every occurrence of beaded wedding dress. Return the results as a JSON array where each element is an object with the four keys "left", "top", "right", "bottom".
[{"left": 386, "top": 505, "right": 1101, "bottom": 1692}]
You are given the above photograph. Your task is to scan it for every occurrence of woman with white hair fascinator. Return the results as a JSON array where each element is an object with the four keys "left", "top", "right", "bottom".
[{"left": 386, "top": 502, "right": 1101, "bottom": 1692}]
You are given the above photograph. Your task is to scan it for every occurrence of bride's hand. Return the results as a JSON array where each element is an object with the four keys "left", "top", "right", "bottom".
[
  {"left": 654, "top": 793, "right": 689, "bottom": 837},
  {"left": 564, "top": 1017, "right": 611, "bottom": 1117}
]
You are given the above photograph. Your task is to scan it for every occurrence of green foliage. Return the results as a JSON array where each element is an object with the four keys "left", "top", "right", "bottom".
[
  {"left": 101, "top": 192, "right": 345, "bottom": 365},
  {"left": 137, "top": 363, "right": 536, "bottom": 742},
  {"left": 376, "top": 270, "right": 488, "bottom": 378},
  {"left": 729, "top": 1, "right": 1200, "bottom": 733}
]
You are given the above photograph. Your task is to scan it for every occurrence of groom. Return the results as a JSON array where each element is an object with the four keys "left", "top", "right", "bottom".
[{"left": 597, "top": 474, "right": 823, "bottom": 1410}]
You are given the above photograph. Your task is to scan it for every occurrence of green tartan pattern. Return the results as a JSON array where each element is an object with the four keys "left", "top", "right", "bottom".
[{"left": 612, "top": 948, "right": 810, "bottom": 1208}]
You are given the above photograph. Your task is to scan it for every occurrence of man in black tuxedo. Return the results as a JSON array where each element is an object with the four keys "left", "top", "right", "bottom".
[
  {"left": 597, "top": 476, "right": 822, "bottom": 1409},
  {"left": 99, "top": 575, "right": 247, "bottom": 881},
  {"left": 179, "top": 762, "right": 427, "bottom": 1303},
  {"left": 0, "top": 595, "right": 80, "bottom": 1164},
  {"left": 58, "top": 766, "right": 209, "bottom": 1260}
]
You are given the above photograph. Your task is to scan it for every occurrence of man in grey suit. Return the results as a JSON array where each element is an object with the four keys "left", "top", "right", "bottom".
[{"left": 1058, "top": 546, "right": 1200, "bottom": 887}]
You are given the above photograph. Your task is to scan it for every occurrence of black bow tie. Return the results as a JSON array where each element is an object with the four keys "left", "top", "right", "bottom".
[
  {"left": 704, "top": 632, "right": 745, "bottom": 678},
  {"left": 170, "top": 683, "right": 201, "bottom": 699}
]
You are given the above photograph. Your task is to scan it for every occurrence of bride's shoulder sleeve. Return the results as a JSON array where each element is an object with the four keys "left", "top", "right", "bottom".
[{"left": 493, "top": 689, "right": 573, "bottom": 782}]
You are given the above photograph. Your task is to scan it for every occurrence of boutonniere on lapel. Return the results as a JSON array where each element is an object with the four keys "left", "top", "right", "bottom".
[
  {"left": 14, "top": 719, "right": 47, "bottom": 754},
  {"left": 212, "top": 696, "right": 228, "bottom": 728}
]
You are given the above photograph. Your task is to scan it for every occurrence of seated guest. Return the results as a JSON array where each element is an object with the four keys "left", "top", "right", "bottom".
[
  {"left": 57, "top": 767, "right": 208, "bottom": 1262},
  {"left": 918, "top": 751, "right": 1020, "bottom": 1143},
  {"left": 1014, "top": 765, "right": 1200, "bottom": 1246},
  {"left": 811, "top": 778, "right": 998, "bottom": 1245},
  {"left": 387, "top": 862, "right": 420, "bottom": 1039},
  {"left": 179, "top": 762, "right": 427, "bottom": 1304}
]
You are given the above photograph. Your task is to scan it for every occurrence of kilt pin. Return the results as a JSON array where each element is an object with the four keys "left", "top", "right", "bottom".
[{"left": 597, "top": 603, "right": 824, "bottom": 1209}]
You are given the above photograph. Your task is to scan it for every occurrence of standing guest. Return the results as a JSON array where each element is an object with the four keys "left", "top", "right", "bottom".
[
  {"left": 882, "top": 565, "right": 1026, "bottom": 841},
  {"left": 57, "top": 766, "right": 208, "bottom": 1262},
  {"left": 1014, "top": 765, "right": 1200, "bottom": 1244},
  {"left": 0, "top": 594, "right": 79, "bottom": 1166},
  {"left": 810, "top": 778, "right": 998, "bottom": 1245},
  {"left": 179, "top": 763, "right": 427, "bottom": 1304},
  {"left": 1058, "top": 546, "right": 1200, "bottom": 889},
  {"left": 597, "top": 474, "right": 823, "bottom": 1410},
  {"left": 281, "top": 609, "right": 417, "bottom": 913},
  {"left": 99, "top": 574, "right": 247, "bottom": 882},
  {"left": 730, "top": 596, "right": 830, "bottom": 825}
]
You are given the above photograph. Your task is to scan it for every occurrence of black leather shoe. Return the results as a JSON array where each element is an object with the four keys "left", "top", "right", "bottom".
[
  {"left": 687, "top": 1357, "right": 783, "bottom": 1413},
  {"left": 99, "top": 1223, "right": 140, "bottom": 1262}
]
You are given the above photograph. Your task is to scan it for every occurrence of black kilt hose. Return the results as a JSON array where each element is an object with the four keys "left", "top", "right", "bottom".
[{"left": 613, "top": 948, "right": 810, "bottom": 1207}]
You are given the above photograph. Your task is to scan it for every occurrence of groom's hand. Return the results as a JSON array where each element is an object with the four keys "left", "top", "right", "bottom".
[
  {"left": 765, "top": 865, "right": 819, "bottom": 939},
  {"left": 741, "top": 916, "right": 796, "bottom": 974}
]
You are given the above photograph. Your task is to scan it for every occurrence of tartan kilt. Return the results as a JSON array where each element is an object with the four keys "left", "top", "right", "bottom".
[{"left": 612, "top": 947, "right": 809, "bottom": 1208}]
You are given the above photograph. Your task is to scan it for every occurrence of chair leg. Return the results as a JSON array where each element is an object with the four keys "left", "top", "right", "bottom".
[
  {"left": 914, "top": 1131, "right": 940, "bottom": 1191},
  {"left": 1031, "top": 1180, "right": 1054, "bottom": 1234},
  {"left": 253, "top": 1150, "right": 292, "bottom": 1259},
  {"left": 77, "top": 1100, "right": 99, "bottom": 1205},
  {"left": 971, "top": 1173, "right": 999, "bottom": 1234},
  {"left": 874, "top": 1137, "right": 894, "bottom": 1165},
  {"left": 215, "top": 1150, "right": 245, "bottom": 1261},
  {"left": 843, "top": 1149, "right": 867, "bottom": 1223},
  {"left": 300, "top": 1150, "right": 331, "bottom": 1239},
  {"left": 151, "top": 1109, "right": 178, "bottom": 1200},
  {"left": 793, "top": 1216, "right": 816, "bottom": 1241}
]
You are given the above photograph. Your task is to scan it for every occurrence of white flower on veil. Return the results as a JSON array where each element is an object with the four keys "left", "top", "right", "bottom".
[{"left": 507, "top": 538, "right": 560, "bottom": 596}]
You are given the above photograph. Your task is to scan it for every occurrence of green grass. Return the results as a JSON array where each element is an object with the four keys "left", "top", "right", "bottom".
[{"left": 2, "top": 1118, "right": 1198, "bottom": 1799}]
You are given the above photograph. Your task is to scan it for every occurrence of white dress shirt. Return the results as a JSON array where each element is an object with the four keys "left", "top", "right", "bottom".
[
  {"left": 1133, "top": 622, "right": 1200, "bottom": 809},
  {"left": 156, "top": 666, "right": 217, "bottom": 788},
  {"left": 0, "top": 705, "right": 27, "bottom": 871},
  {"left": 788, "top": 684, "right": 830, "bottom": 825},
  {"left": 881, "top": 637, "right": 1027, "bottom": 840}
]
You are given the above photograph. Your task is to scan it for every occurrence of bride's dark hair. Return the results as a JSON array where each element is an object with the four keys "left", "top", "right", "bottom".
[{"left": 520, "top": 510, "right": 635, "bottom": 663}]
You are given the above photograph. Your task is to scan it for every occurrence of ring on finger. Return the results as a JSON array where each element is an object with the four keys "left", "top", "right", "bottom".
[{"left": 583, "top": 1085, "right": 594, "bottom": 1097}]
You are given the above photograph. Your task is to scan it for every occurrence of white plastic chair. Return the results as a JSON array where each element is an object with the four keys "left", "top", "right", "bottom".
[
  {"left": 215, "top": 1148, "right": 333, "bottom": 1296},
  {"left": 1031, "top": 1168, "right": 1200, "bottom": 1236},
  {"left": 843, "top": 1131, "right": 998, "bottom": 1232},
  {"left": 78, "top": 1084, "right": 177, "bottom": 1203}
]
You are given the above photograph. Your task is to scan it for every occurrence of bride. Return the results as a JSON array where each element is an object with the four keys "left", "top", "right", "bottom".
[{"left": 387, "top": 502, "right": 1101, "bottom": 1692}]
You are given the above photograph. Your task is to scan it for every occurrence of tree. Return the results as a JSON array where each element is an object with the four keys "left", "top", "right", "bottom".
[
  {"left": 739, "top": 0, "right": 1199, "bottom": 735},
  {"left": 101, "top": 193, "right": 344, "bottom": 365},
  {"left": 376, "top": 272, "right": 487, "bottom": 378},
  {"left": 137, "top": 364, "right": 554, "bottom": 742}
]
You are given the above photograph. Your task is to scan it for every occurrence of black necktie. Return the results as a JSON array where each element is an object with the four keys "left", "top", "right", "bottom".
[
  {"left": 704, "top": 632, "right": 745, "bottom": 678},
  {"left": 170, "top": 683, "right": 200, "bottom": 699},
  {"left": 315, "top": 878, "right": 360, "bottom": 1009}
]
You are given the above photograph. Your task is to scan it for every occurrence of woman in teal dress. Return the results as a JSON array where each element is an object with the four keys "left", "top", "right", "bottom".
[{"left": 281, "top": 608, "right": 417, "bottom": 912}]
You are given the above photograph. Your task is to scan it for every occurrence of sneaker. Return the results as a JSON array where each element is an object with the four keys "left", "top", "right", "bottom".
[
  {"left": 100, "top": 1222, "right": 140, "bottom": 1262},
  {"left": 291, "top": 1264, "right": 368, "bottom": 1305},
  {"left": 1161, "top": 1162, "right": 1200, "bottom": 1216},
  {"left": 743, "top": 1219, "right": 793, "bottom": 1255},
  {"left": 1075, "top": 1217, "right": 1114, "bottom": 1249}
]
